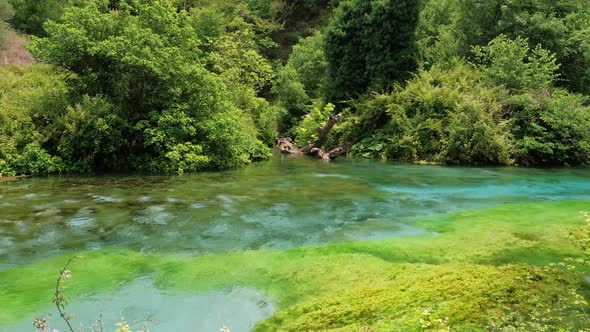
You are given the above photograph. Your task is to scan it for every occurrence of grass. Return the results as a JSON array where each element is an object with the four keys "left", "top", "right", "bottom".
[{"left": 0, "top": 201, "right": 589, "bottom": 330}]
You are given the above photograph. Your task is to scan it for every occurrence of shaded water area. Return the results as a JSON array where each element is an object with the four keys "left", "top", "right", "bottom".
[{"left": 2, "top": 155, "right": 590, "bottom": 330}]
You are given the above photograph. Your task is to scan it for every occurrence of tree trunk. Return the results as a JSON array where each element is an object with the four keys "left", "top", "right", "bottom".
[
  {"left": 276, "top": 114, "right": 347, "bottom": 161},
  {"left": 301, "top": 114, "right": 341, "bottom": 154}
]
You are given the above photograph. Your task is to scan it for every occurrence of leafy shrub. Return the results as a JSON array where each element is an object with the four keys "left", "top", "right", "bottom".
[
  {"left": 56, "top": 96, "right": 126, "bottom": 173},
  {"left": 209, "top": 29, "right": 275, "bottom": 93},
  {"left": 0, "top": 65, "right": 68, "bottom": 175},
  {"left": 295, "top": 103, "right": 335, "bottom": 146},
  {"left": 273, "top": 32, "right": 328, "bottom": 135},
  {"left": 508, "top": 90, "right": 590, "bottom": 166},
  {"left": 273, "top": 65, "right": 309, "bottom": 116},
  {"left": 0, "top": 0, "right": 14, "bottom": 48},
  {"left": 12, "top": 142, "right": 63, "bottom": 175},
  {"left": 9, "top": 0, "right": 85, "bottom": 36},
  {"left": 443, "top": 100, "right": 513, "bottom": 165},
  {"left": 474, "top": 35, "right": 560, "bottom": 92},
  {"left": 416, "top": 0, "right": 590, "bottom": 94},
  {"left": 345, "top": 62, "right": 514, "bottom": 165}
]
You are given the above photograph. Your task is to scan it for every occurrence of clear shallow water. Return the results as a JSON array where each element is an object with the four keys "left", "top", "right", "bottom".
[
  {"left": 2, "top": 280, "right": 275, "bottom": 332},
  {"left": 2, "top": 154, "right": 590, "bottom": 270}
]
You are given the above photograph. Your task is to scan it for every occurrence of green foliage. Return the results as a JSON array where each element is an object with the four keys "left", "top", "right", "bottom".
[
  {"left": 178, "top": 0, "right": 282, "bottom": 52},
  {"left": 209, "top": 29, "right": 275, "bottom": 93},
  {"left": 286, "top": 32, "right": 327, "bottom": 99},
  {"left": 55, "top": 96, "right": 126, "bottom": 172},
  {"left": 273, "top": 65, "right": 309, "bottom": 116},
  {"left": 190, "top": 7, "right": 225, "bottom": 41},
  {"left": 324, "top": 0, "right": 419, "bottom": 103},
  {"left": 231, "top": 85, "right": 284, "bottom": 146},
  {"left": 0, "top": 65, "right": 68, "bottom": 175},
  {"left": 0, "top": 0, "right": 13, "bottom": 48},
  {"left": 11, "top": 143, "right": 64, "bottom": 175},
  {"left": 508, "top": 89, "right": 590, "bottom": 166},
  {"left": 27, "top": 0, "right": 268, "bottom": 173},
  {"left": 270, "top": 0, "right": 333, "bottom": 59},
  {"left": 272, "top": 32, "right": 328, "bottom": 135},
  {"left": 443, "top": 100, "right": 514, "bottom": 165},
  {"left": 346, "top": 62, "right": 514, "bottom": 165},
  {"left": 3, "top": 0, "right": 590, "bottom": 171},
  {"left": 474, "top": 35, "right": 560, "bottom": 91},
  {"left": 295, "top": 103, "right": 335, "bottom": 146},
  {"left": 0, "top": 0, "right": 14, "bottom": 21},
  {"left": 416, "top": 0, "right": 590, "bottom": 94},
  {"left": 8, "top": 0, "right": 90, "bottom": 36},
  {"left": 341, "top": 35, "right": 588, "bottom": 166}
]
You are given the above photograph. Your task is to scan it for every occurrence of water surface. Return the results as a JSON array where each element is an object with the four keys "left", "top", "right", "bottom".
[{"left": 2, "top": 155, "right": 590, "bottom": 270}]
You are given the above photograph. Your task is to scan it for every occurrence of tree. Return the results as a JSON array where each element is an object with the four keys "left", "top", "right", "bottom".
[
  {"left": 417, "top": 0, "right": 590, "bottom": 94},
  {"left": 29, "top": 0, "right": 266, "bottom": 172},
  {"left": 286, "top": 32, "right": 327, "bottom": 99},
  {"left": 324, "top": 0, "right": 419, "bottom": 104},
  {"left": 9, "top": 0, "right": 76, "bottom": 36}
]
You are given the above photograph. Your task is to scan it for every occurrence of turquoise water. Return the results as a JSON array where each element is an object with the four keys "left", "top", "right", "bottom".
[
  {"left": 2, "top": 155, "right": 590, "bottom": 331},
  {"left": 4, "top": 280, "right": 275, "bottom": 332},
  {"left": 2, "top": 155, "right": 590, "bottom": 271}
]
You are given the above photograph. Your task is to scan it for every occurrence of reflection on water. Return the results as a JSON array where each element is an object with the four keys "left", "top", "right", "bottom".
[
  {"left": 1, "top": 154, "right": 590, "bottom": 270},
  {"left": 1, "top": 279, "right": 275, "bottom": 332}
]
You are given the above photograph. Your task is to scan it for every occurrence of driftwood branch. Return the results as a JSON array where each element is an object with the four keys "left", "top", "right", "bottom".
[
  {"left": 301, "top": 114, "right": 341, "bottom": 154},
  {"left": 275, "top": 114, "right": 348, "bottom": 161}
]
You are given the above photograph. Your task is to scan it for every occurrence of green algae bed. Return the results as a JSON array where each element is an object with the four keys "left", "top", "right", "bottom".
[
  {"left": 1, "top": 157, "right": 590, "bottom": 331},
  {"left": 1, "top": 201, "right": 590, "bottom": 330}
]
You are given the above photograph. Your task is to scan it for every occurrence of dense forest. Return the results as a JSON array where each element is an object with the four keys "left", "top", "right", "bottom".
[{"left": 1, "top": 0, "right": 589, "bottom": 176}]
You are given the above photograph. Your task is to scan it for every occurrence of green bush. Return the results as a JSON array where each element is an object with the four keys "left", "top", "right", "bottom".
[
  {"left": 9, "top": 0, "right": 88, "bottom": 36},
  {"left": 209, "top": 29, "right": 275, "bottom": 93},
  {"left": 345, "top": 62, "right": 514, "bottom": 165},
  {"left": 56, "top": 96, "right": 126, "bottom": 173},
  {"left": 286, "top": 32, "right": 327, "bottom": 99},
  {"left": 0, "top": 0, "right": 14, "bottom": 48},
  {"left": 508, "top": 90, "right": 590, "bottom": 166},
  {"left": 416, "top": 0, "right": 590, "bottom": 94},
  {"left": 474, "top": 35, "right": 560, "bottom": 92},
  {"left": 273, "top": 65, "right": 309, "bottom": 116},
  {"left": 443, "top": 100, "right": 513, "bottom": 165},
  {"left": 0, "top": 65, "right": 69, "bottom": 175},
  {"left": 12, "top": 143, "right": 63, "bottom": 175}
]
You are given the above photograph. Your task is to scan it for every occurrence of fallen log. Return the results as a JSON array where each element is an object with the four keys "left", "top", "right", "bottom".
[
  {"left": 301, "top": 114, "right": 341, "bottom": 154},
  {"left": 276, "top": 114, "right": 348, "bottom": 161}
]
